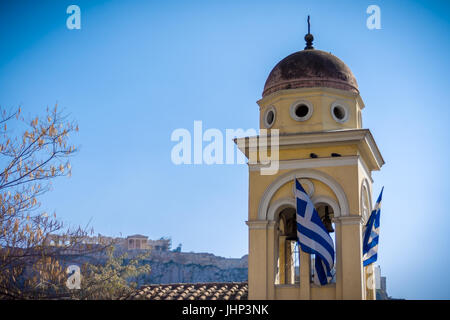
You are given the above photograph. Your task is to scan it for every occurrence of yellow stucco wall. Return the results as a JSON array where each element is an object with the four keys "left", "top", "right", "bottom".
[
  {"left": 244, "top": 86, "right": 382, "bottom": 300},
  {"left": 258, "top": 87, "right": 362, "bottom": 134},
  {"left": 248, "top": 163, "right": 367, "bottom": 299}
]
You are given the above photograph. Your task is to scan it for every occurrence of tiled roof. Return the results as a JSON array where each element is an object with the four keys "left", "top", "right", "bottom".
[{"left": 125, "top": 282, "right": 248, "bottom": 300}]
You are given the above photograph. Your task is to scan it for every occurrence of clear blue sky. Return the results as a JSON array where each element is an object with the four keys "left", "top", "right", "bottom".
[{"left": 0, "top": 0, "right": 449, "bottom": 299}]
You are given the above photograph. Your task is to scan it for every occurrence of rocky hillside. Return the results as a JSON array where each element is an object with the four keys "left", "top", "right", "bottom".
[{"left": 135, "top": 251, "right": 248, "bottom": 284}]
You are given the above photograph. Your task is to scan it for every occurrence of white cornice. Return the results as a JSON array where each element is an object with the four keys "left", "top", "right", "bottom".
[
  {"left": 249, "top": 155, "right": 356, "bottom": 171},
  {"left": 249, "top": 155, "right": 373, "bottom": 182},
  {"left": 237, "top": 129, "right": 367, "bottom": 148},
  {"left": 361, "top": 131, "right": 384, "bottom": 170},
  {"left": 234, "top": 129, "right": 384, "bottom": 171}
]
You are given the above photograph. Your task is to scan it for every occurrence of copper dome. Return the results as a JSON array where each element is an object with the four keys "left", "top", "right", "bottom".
[{"left": 262, "top": 49, "right": 358, "bottom": 97}]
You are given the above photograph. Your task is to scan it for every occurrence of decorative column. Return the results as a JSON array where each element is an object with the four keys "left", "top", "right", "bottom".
[
  {"left": 335, "top": 216, "right": 365, "bottom": 299},
  {"left": 246, "top": 220, "right": 269, "bottom": 300},
  {"left": 299, "top": 249, "right": 311, "bottom": 299}
]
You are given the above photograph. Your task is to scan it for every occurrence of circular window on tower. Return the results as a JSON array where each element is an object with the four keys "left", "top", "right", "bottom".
[
  {"left": 330, "top": 102, "right": 349, "bottom": 123},
  {"left": 290, "top": 100, "right": 313, "bottom": 122},
  {"left": 263, "top": 106, "right": 276, "bottom": 128}
]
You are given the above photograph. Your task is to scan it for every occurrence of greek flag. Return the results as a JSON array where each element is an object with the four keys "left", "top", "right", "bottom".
[
  {"left": 295, "top": 179, "right": 335, "bottom": 285},
  {"left": 363, "top": 188, "right": 384, "bottom": 267}
]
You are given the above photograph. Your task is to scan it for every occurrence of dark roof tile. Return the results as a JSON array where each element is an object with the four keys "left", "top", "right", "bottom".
[{"left": 126, "top": 282, "right": 248, "bottom": 300}]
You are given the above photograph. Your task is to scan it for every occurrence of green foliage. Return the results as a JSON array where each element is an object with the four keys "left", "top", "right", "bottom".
[{"left": 71, "top": 246, "right": 151, "bottom": 300}]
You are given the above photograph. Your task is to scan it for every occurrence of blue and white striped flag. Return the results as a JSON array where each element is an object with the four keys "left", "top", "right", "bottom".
[
  {"left": 295, "top": 179, "right": 335, "bottom": 285},
  {"left": 363, "top": 188, "right": 384, "bottom": 267}
]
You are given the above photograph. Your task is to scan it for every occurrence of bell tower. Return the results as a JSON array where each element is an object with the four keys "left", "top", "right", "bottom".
[{"left": 236, "top": 19, "right": 384, "bottom": 300}]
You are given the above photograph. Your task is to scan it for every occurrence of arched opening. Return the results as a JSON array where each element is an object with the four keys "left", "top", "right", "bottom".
[
  {"left": 272, "top": 194, "right": 341, "bottom": 286},
  {"left": 260, "top": 168, "right": 349, "bottom": 221},
  {"left": 266, "top": 172, "right": 347, "bottom": 288},
  {"left": 275, "top": 207, "right": 299, "bottom": 285},
  {"left": 361, "top": 181, "right": 372, "bottom": 224}
]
